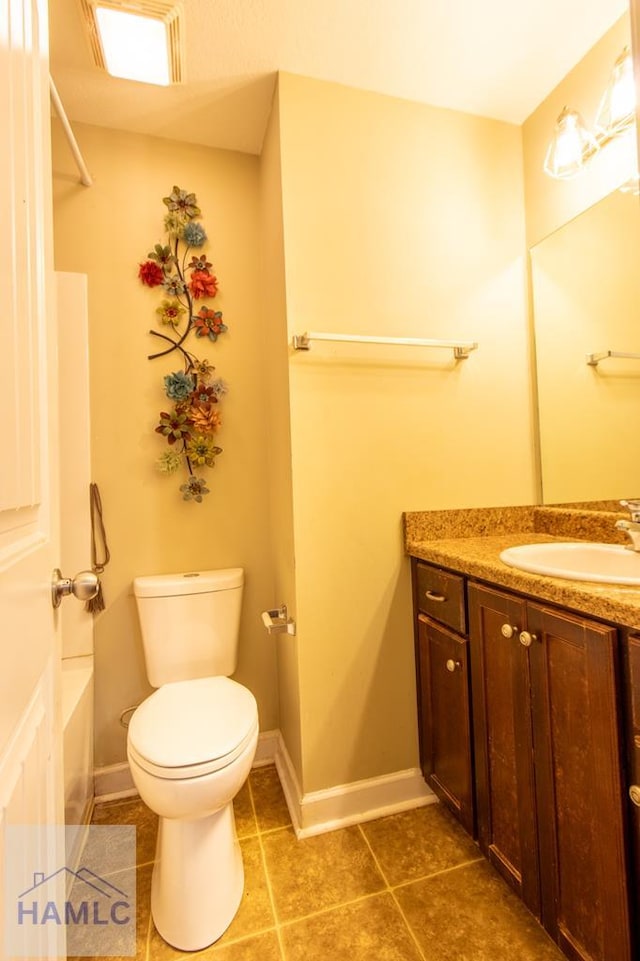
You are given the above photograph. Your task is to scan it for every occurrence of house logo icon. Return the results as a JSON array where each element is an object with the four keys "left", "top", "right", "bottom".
[{"left": 17, "top": 866, "right": 131, "bottom": 927}]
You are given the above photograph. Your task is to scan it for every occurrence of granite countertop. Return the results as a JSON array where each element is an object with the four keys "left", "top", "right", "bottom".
[{"left": 404, "top": 504, "right": 640, "bottom": 631}]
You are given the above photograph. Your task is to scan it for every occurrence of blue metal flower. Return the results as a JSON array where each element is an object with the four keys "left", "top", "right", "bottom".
[
  {"left": 164, "top": 371, "right": 194, "bottom": 400},
  {"left": 182, "top": 222, "right": 208, "bottom": 248}
]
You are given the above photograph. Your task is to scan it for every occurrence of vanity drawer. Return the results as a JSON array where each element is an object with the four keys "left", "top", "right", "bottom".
[{"left": 415, "top": 562, "right": 467, "bottom": 635}]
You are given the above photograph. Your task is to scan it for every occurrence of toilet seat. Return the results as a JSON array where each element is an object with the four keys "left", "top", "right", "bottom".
[{"left": 128, "top": 676, "right": 258, "bottom": 780}]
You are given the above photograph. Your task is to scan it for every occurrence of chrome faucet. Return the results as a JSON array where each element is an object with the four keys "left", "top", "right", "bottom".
[{"left": 615, "top": 499, "right": 640, "bottom": 552}]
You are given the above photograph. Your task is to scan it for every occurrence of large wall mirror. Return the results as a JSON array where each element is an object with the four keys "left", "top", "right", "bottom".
[
  {"left": 531, "top": 187, "right": 640, "bottom": 503},
  {"left": 529, "top": 4, "right": 640, "bottom": 505}
]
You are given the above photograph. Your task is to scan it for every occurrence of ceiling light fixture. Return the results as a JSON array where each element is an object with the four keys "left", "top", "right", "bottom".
[
  {"left": 79, "top": 0, "right": 183, "bottom": 86},
  {"left": 544, "top": 46, "right": 636, "bottom": 180}
]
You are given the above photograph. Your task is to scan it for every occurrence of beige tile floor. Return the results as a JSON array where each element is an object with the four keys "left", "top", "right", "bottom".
[{"left": 88, "top": 766, "right": 565, "bottom": 961}]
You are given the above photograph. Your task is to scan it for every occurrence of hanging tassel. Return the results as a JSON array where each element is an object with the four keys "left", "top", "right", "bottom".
[
  {"left": 85, "top": 576, "right": 106, "bottom": 614},
  {"left": 86, "top": 483, "right": 111, "bottom": 614}
]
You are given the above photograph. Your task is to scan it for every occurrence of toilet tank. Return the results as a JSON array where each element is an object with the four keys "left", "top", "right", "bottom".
[{"left": 133, "top": 569, "right": 244, "bottom": 687}]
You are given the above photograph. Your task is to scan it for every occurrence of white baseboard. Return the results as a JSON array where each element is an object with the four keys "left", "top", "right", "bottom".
[
  {"left": 253, "top": 728, "right": 279, "bottom": 767},
  {"left": 94, "top": 729, "right": 435, "bottom": 837},
  {"left": 275, "top": 733, "right": 436, "bottom": 839},
  {"left": 93, "top": 728, "right": 281, "bottom": 803},
  {"left": 93, "top": 762, "right": 137, "bottom": 803}
]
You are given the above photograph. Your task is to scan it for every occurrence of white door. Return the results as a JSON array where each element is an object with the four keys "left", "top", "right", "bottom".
[{"left": 0, "top": 0, "right": 64, "bottom": 957}]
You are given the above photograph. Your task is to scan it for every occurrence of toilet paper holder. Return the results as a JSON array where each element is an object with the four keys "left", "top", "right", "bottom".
[{"left": 261, "top": 604, "right": 296, "bottom": 636}]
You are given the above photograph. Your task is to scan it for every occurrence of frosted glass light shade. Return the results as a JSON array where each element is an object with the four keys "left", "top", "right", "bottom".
[
  {"left": 79, "top": 0, "right": 182, "bottom": 85},
  {"left": 594, "top": 47, "right": 636, "bottom": 137},
  {"left": 95, "top": 6, "right": 170, "bottom": 85},
  {"left": 543, "top": 107, "right": 599, "bottom": 180}
]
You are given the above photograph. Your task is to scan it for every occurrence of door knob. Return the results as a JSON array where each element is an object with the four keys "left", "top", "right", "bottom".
[
  {"left": 51, "top": 569, "right": 99, "bottom": 609},
  {"left": 519, "top": 631, "right": 537, "bottom": 647},
  {"left": 501, "top": 624, "right": 518, "bottom": 638},
  {"left": 630, "top": 785, "right": 640, "bottom": 807}
]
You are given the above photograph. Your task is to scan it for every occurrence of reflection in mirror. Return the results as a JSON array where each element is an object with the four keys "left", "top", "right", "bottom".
[{"left": 531, "top": 186, "right": 640, "bottom": 503}]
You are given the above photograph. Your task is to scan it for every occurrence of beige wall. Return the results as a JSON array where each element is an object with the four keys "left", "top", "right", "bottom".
[
  {"left": 523, "top": 14, "right": 634, "bottom": 248},
  {"left": 52, "top": 123, "right": 279, "bottom": 767},
  {"left": 276, "top": 73, "right": 536, "bottom": 793},
  {"left": 52, "top": 74, "right": 539, "bottom": 792},
  {"left": 257, "top": 90, "right": 303, "bottom": 778}
]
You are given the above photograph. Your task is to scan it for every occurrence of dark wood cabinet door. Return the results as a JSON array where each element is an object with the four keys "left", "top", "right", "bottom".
[
  {"left": 468, "top": 583, "right": 541, "bottom": 916},
  {"left": 622, "top": 632, "right": 640, "bottom": 945},
  {"left": 417, "top": 615, "right": 474, "bottom": 834},
  {"left": 527, "top": 603, "right": 632, "bottom": 961}
]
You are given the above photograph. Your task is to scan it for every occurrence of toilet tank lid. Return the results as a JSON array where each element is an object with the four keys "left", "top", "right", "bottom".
[{"left": 133, "top": 568, "right": 243, "bottom": 598}]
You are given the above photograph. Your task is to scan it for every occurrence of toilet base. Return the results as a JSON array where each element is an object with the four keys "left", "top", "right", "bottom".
[{"left": 151, "top": 801, "right": 244, "bottom": 951}]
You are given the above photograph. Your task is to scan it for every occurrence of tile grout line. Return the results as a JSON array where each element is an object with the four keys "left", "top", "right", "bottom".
[
  {"left": 388, "top": 888, "right": 428, "bottom": 961},
  {"left": 356, "top": 823, "right": 428, "bottom": 961},
  {"left": 248, "top": 775, "right": 288, "bottom": 961},
  {"left": 390, "top": 854, "right": 485, "bottom": 891},
  {"left": 275, "top": 890, "right": 400, "bottom": 930}
]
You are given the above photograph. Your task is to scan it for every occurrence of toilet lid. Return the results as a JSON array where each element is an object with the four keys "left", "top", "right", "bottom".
[{"left": 128, "top": 676, "right": 258, "bottom": 779}]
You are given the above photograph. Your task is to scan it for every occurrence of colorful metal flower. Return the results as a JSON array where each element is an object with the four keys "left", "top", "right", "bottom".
[
  {"left": 156, "top": 299, "right": 186, "bottom": 326},
  {"left": 163, "top": 275, "right": 187, "bottom": 297},
  {"left": 155, "top": 411, "right": 192, "bottom": 445},
  {"left": 188, "top": 401, "right": 222, "bottom": 434},
  {"left": 193, "top": 307, "right": 227, "bottom": 341},
  {"left": 189, "top": 383, "right": 218, "bottom": 405},
  {"left": 155, "top": 450, "right": 183, "bottom": 475},
  {"left": 188, "top": 255, "right": 213, "bottom": 273},
  {"left": 138, "top": 260, "right": 164, "bottom": 287},
  {"left": 164, "top": 213, "right": 183, "bottom": 235},
  {"left": 163, "top": 186, "right": 201, "bottom": 220},
  {"left": 179, "top": 476, "right": 210, "bottom": 502},
  {"left": 182, "top": 222, "right": 207, "bottom": 247},
  {"left": 148, "top": 244, "right": 175, "bottom": 267},
  {"left": 164, "top": 371, "right": 195, "bottom": 401},
  {"left": 189, "top": 270, "right": 219, "bottom": 300},
  {"left": 186, "top": 433, "right": 222, "bottom": 467},
  {"left": 209, "top": 378, "right": 229, "bottom": 399},
  {"left": 193, "top": 359, "right": 216, "bottom": 381}
]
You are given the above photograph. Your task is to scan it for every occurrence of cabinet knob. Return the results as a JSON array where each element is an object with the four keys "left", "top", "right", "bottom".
[
  {"left": 630, "top": 785, "right": 640, "bottom": 807},
  {"left": 519, "top": 631, "right": 537, "bottom": 647},
  {"left": 445, "top": 659, "right": 461, "bottom": 672},
  {"left": 501, "top": 624, "right": 517, "bottom": 638}
]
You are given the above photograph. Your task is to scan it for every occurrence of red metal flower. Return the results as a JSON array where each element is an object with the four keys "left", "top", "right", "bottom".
[
  {"left": 189, "top": 270, "right": 219, "bottom": 299},
  {"left": 139, "top": 260, "right": 165, "bottom": 287}
]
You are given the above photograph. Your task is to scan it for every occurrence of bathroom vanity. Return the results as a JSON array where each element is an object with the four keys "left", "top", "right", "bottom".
[{"left": 405, "top": 504, "right": 640, "bottom": 961}]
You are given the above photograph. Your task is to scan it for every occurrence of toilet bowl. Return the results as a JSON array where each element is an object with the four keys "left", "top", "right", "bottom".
[
  {"left": 127, "top": 569, "right": 259, "bottom": 951},
  {"left": 128, "top": 677, "right": 259, "bottom": 950}
]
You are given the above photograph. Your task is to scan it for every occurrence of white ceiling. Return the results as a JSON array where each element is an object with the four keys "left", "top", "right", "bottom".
[{"left": 48, "top": 0, "right": 628, "bottom": 155}]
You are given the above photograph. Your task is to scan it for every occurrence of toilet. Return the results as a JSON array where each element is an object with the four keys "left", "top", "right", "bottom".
[{"left": 127, "top": 568, "right": 259, "bottom": 951}]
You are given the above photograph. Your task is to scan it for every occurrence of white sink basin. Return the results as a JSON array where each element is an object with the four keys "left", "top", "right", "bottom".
[{"left": 500, "top": 542, "right": 640, "bottom": 585}]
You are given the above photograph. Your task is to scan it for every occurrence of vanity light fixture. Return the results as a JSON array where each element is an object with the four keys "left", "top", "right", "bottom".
[
  {"left": 79, "top": 0, "right": 183, "bottom": 86},
  {"left": 544, "top": 46, "right": 636, "bottom": 180}
]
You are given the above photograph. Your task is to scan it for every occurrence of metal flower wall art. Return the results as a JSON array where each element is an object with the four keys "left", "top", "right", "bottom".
[{"left": 139, "top": 187, "right": 229, "bottom": 503}]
